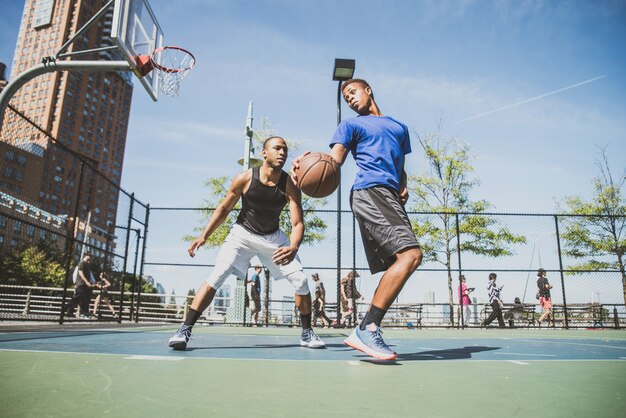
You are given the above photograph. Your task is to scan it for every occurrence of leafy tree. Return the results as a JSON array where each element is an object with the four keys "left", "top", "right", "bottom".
[
  {"left": 183, "top": 118, "right": 328, "bottom": 249},
  {"left": 0, "top": 243, "right": 66, "bottom": 287},
  {"left": 407, "top": 131, "right": 526, "bottom": 323},
  {"left": 559, "top": 147, "right": 626, "bottom": 304}
]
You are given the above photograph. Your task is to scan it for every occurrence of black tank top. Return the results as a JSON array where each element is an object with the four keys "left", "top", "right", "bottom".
[{"left": 236, "top": 167, "right": 288, "bottom": 235}]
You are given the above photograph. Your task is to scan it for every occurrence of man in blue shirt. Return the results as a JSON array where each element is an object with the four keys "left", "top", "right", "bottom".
[
  {"left": 246, "top": 265, "right": 262, "bottom": 324},
  {"left": 293, "top": 79, "right": 422, "bottom": 360}
]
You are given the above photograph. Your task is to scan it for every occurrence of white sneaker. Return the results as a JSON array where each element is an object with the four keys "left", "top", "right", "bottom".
[
  {"left": 300, "top": 328, "right": 326, "bottom": 349},
  {"left": 168, "top": 325, "right": 192, "bottom": 350}
]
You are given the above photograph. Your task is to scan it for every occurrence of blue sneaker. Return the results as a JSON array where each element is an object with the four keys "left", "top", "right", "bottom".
[
  {"left": 168, "top": 325, "right": 192, "bottom": 350},
  {"left": 344, "top": 323, "right": 397, "bottom": 360}
]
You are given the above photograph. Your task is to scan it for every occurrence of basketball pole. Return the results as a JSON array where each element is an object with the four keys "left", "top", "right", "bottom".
[{"left": 0, "top": 60, "right": 131, "bottom": 131}]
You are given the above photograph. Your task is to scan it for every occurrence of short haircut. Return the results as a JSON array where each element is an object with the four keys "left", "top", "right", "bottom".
[
  {"left": 341, "top": 78, "right": 374, "bottom": 99},
  {"left": 263, "top": 136, "right": 285, "bottom": 150},
  {"left": 489, "top": 273, "right": 497, "bottom": 280}
]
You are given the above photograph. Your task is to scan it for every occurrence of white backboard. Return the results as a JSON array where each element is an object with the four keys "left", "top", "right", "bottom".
[{"left": 110, "top": 0, "right": 163, "bottom": 101}]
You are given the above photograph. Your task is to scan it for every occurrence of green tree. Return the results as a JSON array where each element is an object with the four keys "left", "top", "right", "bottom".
[
  {"left": 407, "top": 132, "right": 526, "bottom": 323},
  {"left": 183, "top": 118, "right": 328, "bottom": 249},
  {"left": 0, "top": 243, "right": 66, "bottom": 287},
  {"left": 559, "top": 148, "right": 626, "bottom": 304}
]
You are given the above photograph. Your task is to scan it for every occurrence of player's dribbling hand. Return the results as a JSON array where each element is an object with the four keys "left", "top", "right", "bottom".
[
  {"left": 272, "top": 245, "right": 297, "bottom": 265},
  {"left": 289, "top": 151, "right": 311, "bottom": 185},
  {"left": 187, "top": 239, "right": 205, "bottom": 257}
]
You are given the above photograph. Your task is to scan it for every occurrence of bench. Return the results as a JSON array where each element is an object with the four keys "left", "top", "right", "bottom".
[{"left": 552, "top": 304, "right": 606, "bottom": 327}]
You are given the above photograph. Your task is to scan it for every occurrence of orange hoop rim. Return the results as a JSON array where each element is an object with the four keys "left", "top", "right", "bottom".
[{"left": 150, "top": 46, "right": 196, "bottom": 74}]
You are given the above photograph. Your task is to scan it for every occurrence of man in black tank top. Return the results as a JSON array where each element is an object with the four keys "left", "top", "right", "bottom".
[{"left": 169, "top": 137, "right": 325, "bottom": 350}]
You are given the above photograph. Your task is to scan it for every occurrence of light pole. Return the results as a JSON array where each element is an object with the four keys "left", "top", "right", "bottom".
[
  {"left": 332, "top": 58, "right": 355, "bottom": 324},
  {"left": 237, "top": 101, "right": 262, "bottom": 171}
]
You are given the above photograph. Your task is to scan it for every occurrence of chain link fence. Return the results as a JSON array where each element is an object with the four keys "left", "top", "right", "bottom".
[
  {"left": 0, "top": 103, "right": 150, "bottom": 323},
  {"left": 1, "top": 103, "right": 624, "bottom": 328},
  {"left": 143, "top": 207, "right": 625, "bottom": 329}
]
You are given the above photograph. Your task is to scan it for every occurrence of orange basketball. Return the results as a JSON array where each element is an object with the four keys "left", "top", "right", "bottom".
[{"left": 295, "top": 152, "right": 340, "bottom": 198}]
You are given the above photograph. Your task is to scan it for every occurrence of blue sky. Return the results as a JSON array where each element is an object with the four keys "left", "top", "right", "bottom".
[{"left": 2, "top": 0, "right": 625, "bottom": 213}]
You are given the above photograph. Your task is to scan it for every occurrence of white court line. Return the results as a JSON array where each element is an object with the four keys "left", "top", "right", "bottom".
[
  {"left": 347, "top": 361, "right": 361, "bottom": 366},
  {"left": 125, "top": 355, "right": 184, "bottom": 361},
  {"left": 516, "top": 339, "right": 626, "bottom": 350},
  {"left": 508, "top": 360, "right": 529, "bottom": 365},
  {"left": 495, "top": 352, "right": 556, "bottom": 357}
]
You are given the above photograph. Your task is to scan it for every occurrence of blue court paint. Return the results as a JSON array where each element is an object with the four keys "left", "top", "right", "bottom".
[{"left": 1, "top": 329, "right": 625, "bottom": 362}]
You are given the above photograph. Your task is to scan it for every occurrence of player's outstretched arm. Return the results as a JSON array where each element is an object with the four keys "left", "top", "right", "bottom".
[
  {"left": 272, "top": 180, "right": 303, "bottom": 265},
  {"left": 188, "top": 171, "right": 250, "bottom": 257}
]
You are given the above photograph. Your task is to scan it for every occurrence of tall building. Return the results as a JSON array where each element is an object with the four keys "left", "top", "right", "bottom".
[{"left": 1, "top": 0, "right": 134, "bottom": 258}]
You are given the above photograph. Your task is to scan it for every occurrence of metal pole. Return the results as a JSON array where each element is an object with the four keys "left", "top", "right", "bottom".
[
  {"left": 135, "top": 204, "right": 150, "bottom": 322},
  {"left": 117, "top": 194, "right": 135, "bottom": 322},
  {"left": 55, "top": 0, "right": 116, "bottom": 59},
  {"left": 0, "top": 61, "right": 131, "bottom": 129},
  {"left": 128, "top": 228, "right": 141, "bottom": 322},
  {"left": 79, "top": 210, "right": 92, "bottom": 259},
  {"left": 336, "top": 80, "right": 343, "bottom": 326},
  {"left": 243, "top": 101, "right": 253, "bottom": 171},
  {"left": 554, "top": 215, "right": 569, "bottom": 329},
  {"left": 456, "top": 213, "right": 464, "bottom": 328}
]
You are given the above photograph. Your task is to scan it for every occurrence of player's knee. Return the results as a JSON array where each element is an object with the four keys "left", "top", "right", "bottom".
[
  {"left": 288, "top": 271, "right": 309, "bottom": 295},
  {"left": 398, "top": 247, "right": 423, "bottom": 271},
  {"left": 205, "top": 265, "right": 234, "bottom": 289}
]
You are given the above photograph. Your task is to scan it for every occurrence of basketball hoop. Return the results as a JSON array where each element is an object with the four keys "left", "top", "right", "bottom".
[{"left": 145, "top": 46, "right": 195, "bottom": 97}]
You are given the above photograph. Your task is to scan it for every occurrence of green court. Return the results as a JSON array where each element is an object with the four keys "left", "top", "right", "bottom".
[{"left": 1, "top": 324, "right": 625, "bottom": 417}]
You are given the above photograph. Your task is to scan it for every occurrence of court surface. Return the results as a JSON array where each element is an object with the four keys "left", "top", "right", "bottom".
[{"left": 1, "top": 324, "right": 625, "bottom": 417}]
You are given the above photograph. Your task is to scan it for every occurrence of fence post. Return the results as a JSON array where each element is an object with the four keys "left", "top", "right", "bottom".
[
  {"left": 135, "top": 204, "right": 150, "bottom": 322},
  {"left": 554, "top": 215, "right": 569, "bottom": 329},
  {"left": 117, "top": 193, "right": 135, "bottom": 323},
  {"left": 455, "top": 213, "right": 463, "bottom": 329},
  {"left": 615, "top": 307, "right": 620, "bottom": 329}
]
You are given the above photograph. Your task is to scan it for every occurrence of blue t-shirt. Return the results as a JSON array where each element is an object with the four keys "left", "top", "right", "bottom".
[{"left": 330, "top": 115, "right": 411, "bottom": 191}]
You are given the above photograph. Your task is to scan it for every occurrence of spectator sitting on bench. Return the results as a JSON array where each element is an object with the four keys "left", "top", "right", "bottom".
[{"left": 504, "top": 297, "right": 525, "bottom": 328}]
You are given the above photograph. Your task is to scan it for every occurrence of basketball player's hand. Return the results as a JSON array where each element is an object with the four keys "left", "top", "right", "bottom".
[
  {"left": 289, "top": 151, "right": 311, "bottom": 185},
  {"left": 272, "top": 245, "right": 298, "bottom": 265},
  {"left": 187, "top": 238, "right": 205, "bottom": 257},
  {"left": 399, "top": 186, "right": 409, "bottom": 205}
]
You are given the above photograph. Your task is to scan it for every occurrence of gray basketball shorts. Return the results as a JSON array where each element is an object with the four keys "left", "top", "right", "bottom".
[{"left": 350, "top": 186, "right": 419, "bottom": 274}]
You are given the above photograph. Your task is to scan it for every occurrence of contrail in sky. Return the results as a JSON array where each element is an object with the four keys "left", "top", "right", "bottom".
[{"left": 454, "top": 75, "right": 607, "bottom": 124}]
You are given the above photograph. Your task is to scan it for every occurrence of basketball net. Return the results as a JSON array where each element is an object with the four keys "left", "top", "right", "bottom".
[{"left": 148, "top": 46, "right": 196, "bottom": 97}]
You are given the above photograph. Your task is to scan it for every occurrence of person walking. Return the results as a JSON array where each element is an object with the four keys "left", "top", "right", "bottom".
[
  {"left": 482, "top": 273, "right": 505, "bottom": 328},
  {"left": 246, "top": 266, "right": 262, "bottom": 325},
  {"left": 536, "top": 268, "right": 553, "bottom": 326},
  {"left": 339, "top": 271, "right": 363, "bottom": 328},
  {"left": 93, "top": 272, "right": 117, "bottom": 317},
  {"left": 292, "top": 78, "right": 422, "bottom": 360},
  {"left": 65, "top": 253, "right": 95, "bottom": 318},
  {"left": 311, "top": 273, "right": 332, "bottom": 328},
  {"left": 458, "top": 275, "right": 473, "bottom": 326},
  {"left": 168, "top": 136, "right": 325, "bottom": 350}
]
